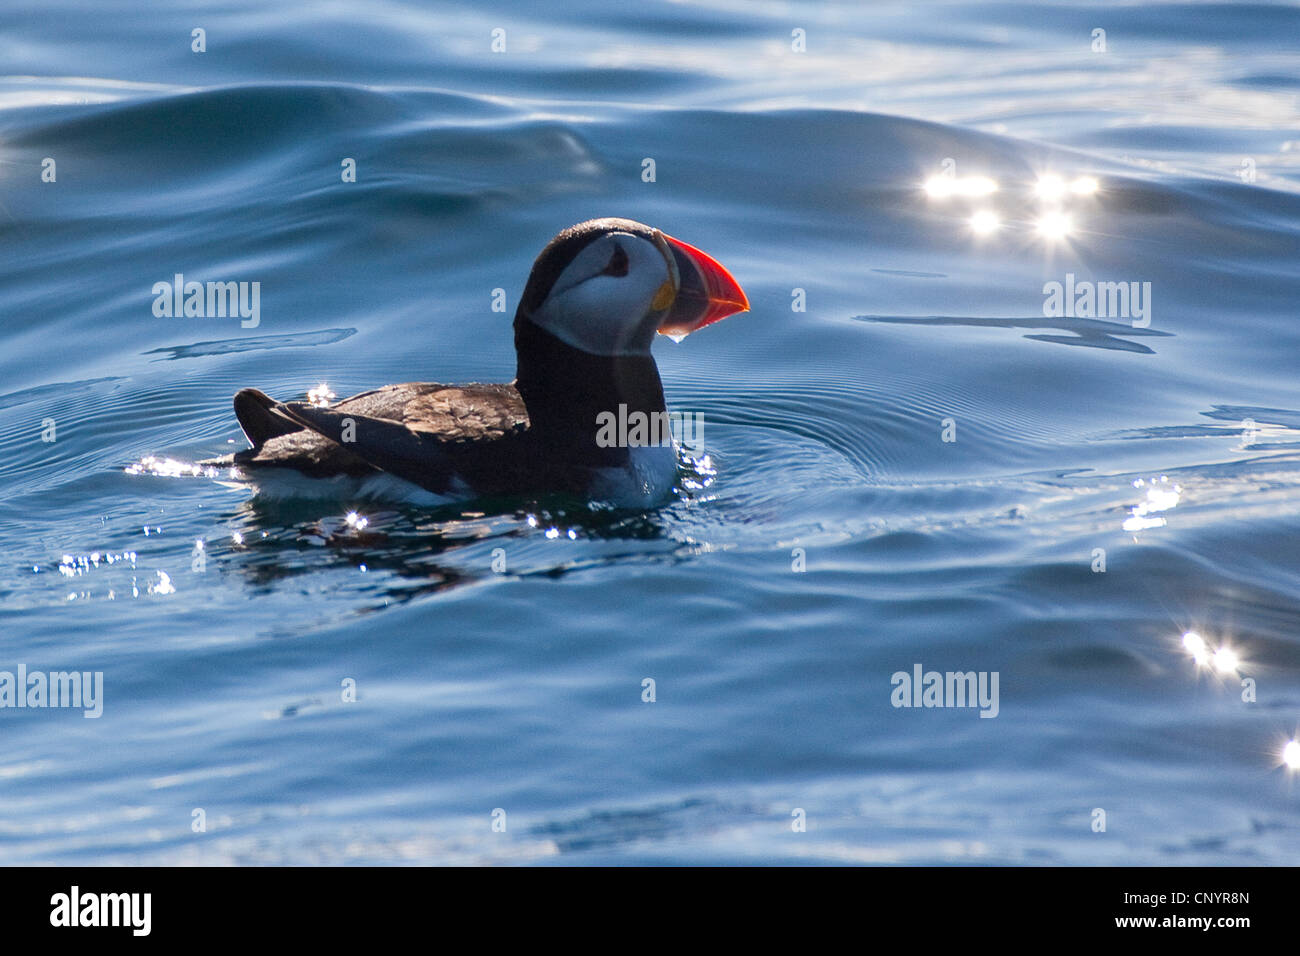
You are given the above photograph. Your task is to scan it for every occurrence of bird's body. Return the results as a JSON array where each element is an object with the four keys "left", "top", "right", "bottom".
[
  {"left": 203, "top": 218, "right": 747, "bottom": 507},
  {"left": 216, "top": 382, "right": 529, "bottom": 505}
]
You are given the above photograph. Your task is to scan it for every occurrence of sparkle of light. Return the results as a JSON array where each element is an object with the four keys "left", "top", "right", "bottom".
[
  {"left": 125, "top": 455, "right": 214, "bottom": 478},
  {"left": 1034, "top": 175, "right": 1066, "bottom": 201},
  {"left": 345, "top": 511, "right": 369, "bottom": 530},
  {"left": 924, "top": 175, "right": 954, "bottom": 198},
  {"left": 969, "top": 209, "right": 1000, "bottom": 235},
  {"left": 1283, "top": 740, "right": 1300, "bottom": 770},
  {"left": 1182, "top": 631, "right": 1209, "bottom": 667},
  {"left": 307, "top": 383, "right": 337, "bottom": 407},
  {"left": 1212, "top": 646, "right": 1239, "bottom": 674},
  {"left": 1035, "top": 211, "right": 1073, "bottom": 240},
  {"left": 1123, "top": 479, "right": 1180, "bottom": 531}
]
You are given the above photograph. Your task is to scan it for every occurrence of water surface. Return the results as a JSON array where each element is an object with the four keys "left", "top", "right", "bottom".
[{"left": 1, "top": 0, "right": 1299, "bottom": 864}]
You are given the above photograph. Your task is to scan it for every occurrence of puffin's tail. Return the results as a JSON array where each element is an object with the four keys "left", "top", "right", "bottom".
[{"left": 233, "top": 388, "right": 303, "bottom": 449}]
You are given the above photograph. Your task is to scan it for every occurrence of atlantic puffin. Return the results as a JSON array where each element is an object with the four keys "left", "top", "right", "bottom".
[{"left": 205, "top": 218, "right": 748, "bottom": 507}]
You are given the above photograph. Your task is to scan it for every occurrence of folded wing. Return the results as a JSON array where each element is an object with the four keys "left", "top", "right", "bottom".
[{"left": 228, "top": 383, "right": 530, "bottom": 495}]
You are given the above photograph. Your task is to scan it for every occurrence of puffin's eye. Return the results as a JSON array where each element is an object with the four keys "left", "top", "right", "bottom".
[{"left": 601, "top": 244, "right": 629, "bottom": 277}]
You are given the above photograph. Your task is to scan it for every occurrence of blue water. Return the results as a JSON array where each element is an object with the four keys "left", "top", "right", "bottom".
[{"left": 2, "top": 1, "right": 1299, "bottom": 864}]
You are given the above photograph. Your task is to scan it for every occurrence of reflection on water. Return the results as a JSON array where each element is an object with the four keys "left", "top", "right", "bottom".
[
  {"left": 969, "top": 209, "right": 1000, "bottom": 235},
  {"left": 856, "top": 314, "right": 1172, "bottom": 353},
  {"left": 1034, "top": 209, "right": 1073, "bottom": 240},
  {"left": 125, "top": 455, "right": 222, "bottom": 478},
  {"left": 1183, "top": 630, "right": 1211, "bottom": 667},
  {"left": 143, "top": 328, "right": 357, "bottom": 361},
  {"left": 1124, "top": 476, "right": 1181, "bottom": 532},
  {"left": 922, "top": 167, "right": 1102, "bottom": 245},
  {"left": 1180, "top": 630, "right": 1243, "bottom": 677},
  {"left": 1284, "top": 740, "right": 1300, "bottom": 771}
]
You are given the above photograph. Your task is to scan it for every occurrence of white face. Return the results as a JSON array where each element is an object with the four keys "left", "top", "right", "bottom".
[{"left": 528, "top": 231, "right": 676, "bottom": 356}]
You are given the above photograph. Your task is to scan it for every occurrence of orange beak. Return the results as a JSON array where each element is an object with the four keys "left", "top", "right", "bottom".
[{"left": 658, "top": 233, "right": 749, "bottom": 338}]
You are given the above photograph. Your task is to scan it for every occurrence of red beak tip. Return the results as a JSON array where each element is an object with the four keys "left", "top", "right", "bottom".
[{"left": 661, "top": 232, "right": 748, "bottom": 333}]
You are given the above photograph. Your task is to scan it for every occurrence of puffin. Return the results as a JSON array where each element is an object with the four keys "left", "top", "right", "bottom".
[{"left": 205, "top": 218, "right": 749, "bottom": 507}]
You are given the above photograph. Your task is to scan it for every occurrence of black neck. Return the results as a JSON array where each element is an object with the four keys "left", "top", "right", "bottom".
[{"left": 514, "top": 318, "right": 667, "bottom": 461}]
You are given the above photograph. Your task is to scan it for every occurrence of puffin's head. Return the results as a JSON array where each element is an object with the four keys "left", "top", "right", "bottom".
[{"left": 515, "top": 218, "right": 749, "bottom": 357}]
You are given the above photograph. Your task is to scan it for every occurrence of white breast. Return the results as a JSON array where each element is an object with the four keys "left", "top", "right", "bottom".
[{"left": 587, "top": 444, "right": 680, "bottom": 507}]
